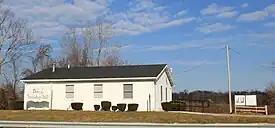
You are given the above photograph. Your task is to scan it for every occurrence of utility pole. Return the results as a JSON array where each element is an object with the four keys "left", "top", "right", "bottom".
[{"left": 226, "top": 45, "right": 233, "bottom": 114}]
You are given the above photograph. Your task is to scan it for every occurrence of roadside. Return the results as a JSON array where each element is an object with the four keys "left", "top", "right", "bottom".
[
  {"left": 1, "top": 110, "right": 275, "bottom": 123},
  {"left": 170, "top": 111, "right": 275, "bottom": 118}
]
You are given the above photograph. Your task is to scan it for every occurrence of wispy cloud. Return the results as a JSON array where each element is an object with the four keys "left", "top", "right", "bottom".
[
  {"left": 241, "top": 3, "right": 248, "bottom": 8},
  {"left": 196, "top": 23, "right": 234, "bottom": 34},
  {"left": 175, "top": 10, "right": 188, "bottom": 17},
  {"left": 131, "top": 37, "right": 233, "bottom": 52},
  {"left": 264, "top": 22, "right": 275, "bottom": 27},
  {"left": 237, "top": 4, "right": 275, "bottom": 22},
  {"left": 249, "top": 32, "right": 275, "bottom": 39},
  {"left": 200, "top": 3, "right": 235, "bottom": 16},
  {"left": 217, "top": 11, "right": 238, "bottom": 18},
  {"left": 237, "top": 11, "right": 268, "bottom": 22},
  {"left": 2, "top": 0, "right": 195, "bottom": 39},
  {"left": 174, "top": 60, "right": 222, "bottom": 66}
]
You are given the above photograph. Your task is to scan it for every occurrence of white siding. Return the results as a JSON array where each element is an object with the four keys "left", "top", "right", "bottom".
[
  {"left": 24, "top": 80, "right": 155, "bottom": 111},
  {"left": 155, "top": 70, "right": 173, "bottom": 111}
]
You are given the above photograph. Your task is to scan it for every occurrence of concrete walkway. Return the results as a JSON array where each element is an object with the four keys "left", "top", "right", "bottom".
[{"left": 170, "top": 111, "right": 275, "bottom": 118}]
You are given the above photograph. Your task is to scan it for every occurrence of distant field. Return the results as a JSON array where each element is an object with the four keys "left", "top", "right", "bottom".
[{"left": 0, "top": 110, "right": 275, "bottom": 123}]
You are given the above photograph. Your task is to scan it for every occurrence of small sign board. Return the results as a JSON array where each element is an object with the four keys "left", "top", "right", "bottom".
[{"left": 234, "top": 95, "right": 257, "bottom": 106}]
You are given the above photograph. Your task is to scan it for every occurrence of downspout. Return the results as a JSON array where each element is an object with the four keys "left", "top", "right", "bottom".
[
  {"left": 154, "top": 80, "right": 156, "bottom": 111},
  {"left": 24, "top": 83, "right": 27, "bottom": 110},
  {"left": 50, "top": 83, "right": 53, "bottom": 110}
]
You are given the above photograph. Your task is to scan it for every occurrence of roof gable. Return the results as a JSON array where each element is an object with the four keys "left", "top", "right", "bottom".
[{"left": 22, "top": 64, "right": 167, "bottom": 80}]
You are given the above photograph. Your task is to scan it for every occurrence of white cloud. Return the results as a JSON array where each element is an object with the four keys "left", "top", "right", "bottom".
[
  {"left": 134, "top": 37, "right": 233, "bottom": 52},
  {"left": 2, "top": 0, "right": 194, "bottom": 39},
  {"left": 237, "top": 11, "right": 268, "bottom": 22},
  {"left": 241, "top": 3, "right": 248, "bottom": 8},
  {"left": 265, "top": 4, "right": 275, "bottom": 17},
  {"left": 3, "top": 0, "right": 110, "bottom": 38},
  {"left": 237, "top": 4, "right": 275, "bottom": 22},
  {"left": 264, "top": 22, "right": 275, "bottom": 27},
  {"left": 200, "top": 3, "right": 234, "bottom": 15},
  {"left": 217, "top": 11, "right": 238, "bottom": 18},
  {"left": 110, "top": 0, "right": 195, "bottom": 36},
  {"left": 265, "top": 4, "right": 275, "bottom": 13},
  {"left": 196, "top": 23, "right": 233, "bottom": 34},
  {"left": 175, "top": 10, "right": 188, "bottom": 17},
  {"left": 250, "top": 32, "right": 275, "bottom": 39}
]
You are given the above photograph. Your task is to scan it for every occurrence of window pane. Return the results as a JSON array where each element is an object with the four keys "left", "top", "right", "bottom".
[
  {"left": 94, "top": 84, "right": 103, "bottom": 98},
  {"left": 124, "top": 84, "right": 133, "bottom": 91},
  {"left": 66, "top": 92, "right": 74, "bottom": 99},
  {"left": 124, "top": 92, "right": 133, "bottom": 99},
  {"left": 94, "top": 84, "right": 102, "bottom": 91},
  {"left": 94, "top": 92, "right": 102, "bottom": 98},
  {"left": 123, "top": 84, "right": 133, "bottom": 99},
  {"left": 66, "top": 85, "right": 74, "bottom": 92}
]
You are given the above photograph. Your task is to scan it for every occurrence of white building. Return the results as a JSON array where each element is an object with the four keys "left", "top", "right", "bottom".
[{"left": 20, "top": 64, "right": 174, "bottom": 111}]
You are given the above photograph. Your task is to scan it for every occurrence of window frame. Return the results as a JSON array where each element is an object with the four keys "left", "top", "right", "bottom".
[
  {"left": 165, "top": 87, "right": 168, "bottom": 101},
  {"left": 65, "top": 85, "right": 74, "bottom": 99},
  {"left": 123, "top": 84, "right": 133, "bottom": 99},
  {"left": 160, "top": 85, "right": 163, "bottom": 101},
  {"left": 94, "top": 84, "right": 103, "bottom": 98}
]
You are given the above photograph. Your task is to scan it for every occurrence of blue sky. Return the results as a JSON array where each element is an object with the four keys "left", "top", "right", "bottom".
[{"left": 3, "top": 0, "right": 275, "bottom": 92}]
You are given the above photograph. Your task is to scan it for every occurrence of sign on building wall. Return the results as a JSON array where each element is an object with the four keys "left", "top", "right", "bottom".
[
  {"left": 26, "top": 85, "right": 51, "bottom": 110},
  {"left": 234, "top": 95, "right": 257, "bottom": 106}
]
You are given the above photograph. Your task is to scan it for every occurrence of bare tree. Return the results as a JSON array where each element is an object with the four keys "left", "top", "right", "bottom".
[
  {"left": 0, "top": 1, "right": 35, "bottom": 72},
  {"left": 93, "top": 19, "right": 112, "bottom": 66},
  {"left": 101, "top": 44, "right": 128, "bottom": 66},
  {"left": 21, "top": 44, "right": 53, "bottom": 77},
  {"left": 0, "top": 85, "right": 16, "bottom": 109},
  {"left": 265, "top": 81, "right": 275, "bottom": 105},
  {"left": 60, "top": 18, "right": 126, "bottom": 67},
  {"left": 60, "top": 28, "right": 83, "bottom": 67},
  {"left": 0, "top": 1, "right": 35, "bottom": 102}
]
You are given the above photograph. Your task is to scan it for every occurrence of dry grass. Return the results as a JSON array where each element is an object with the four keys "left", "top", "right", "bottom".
[{"left": 0, "top": 110, "right": 275, "bottom": 123}]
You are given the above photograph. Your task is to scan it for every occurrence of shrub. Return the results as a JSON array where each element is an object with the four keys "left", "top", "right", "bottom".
[
  {"left": 112, "top": 106, "right": 118, "bottom": 111},
  {"left": 71, "top": 102, "right": 83, "bottom": 110},
  {"left": 169, "top": 100, "right": 187, "bottom": 111},
  {"left": 10, "top": 100, "right": 24, "bottom": 110},
  {"left": 160, "top": 101, "right": 187, "bottom": 111},
  {"left": 94, "top": 105, "right": 100, "bottom": 111},
  {"left": 161, "top": 102, "right": 170, "bottom": 111},
  {"left": 169, "top": 103, "right": 180, "bottom": 111},
  {"left": 101, "top": 101, "right": 111, "bottom": 111},
  {"left": 117, "top": 103, "right": 126, "bottom": 112},
  {"left": 127, "top": 103, "right": 139, "bottom": 111}
]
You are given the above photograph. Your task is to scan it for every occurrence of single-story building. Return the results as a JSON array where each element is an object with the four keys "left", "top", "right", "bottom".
[{"left": 20, "top": 64, "right": 174, "bottom": 111}]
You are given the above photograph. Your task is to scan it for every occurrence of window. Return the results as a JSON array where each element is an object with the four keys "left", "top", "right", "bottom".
[
  {"left": 123, "top": 84, "right": 133, "bottom": 99},
  {"left": 165, "top": 87, "right": 168, "bottom": 101},
  {"left": 160, "top": 86, "right": 163, "bottom": 101},
  {"left": 94, "top": 84, "right": 103, "bottom": 98},
  {"left": 65, "top": 85, "right": 74, "bottom": 99}
]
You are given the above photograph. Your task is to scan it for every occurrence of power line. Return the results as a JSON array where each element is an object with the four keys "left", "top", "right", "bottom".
[
  {"left": 183, "top": 61, "right": 207, "bottom": 73},
  {"left": 174, "top": 61, "right": 207, "bottom": 75},
  {"left": 229, "top": 47, "right": 275, "bottom": 73}
]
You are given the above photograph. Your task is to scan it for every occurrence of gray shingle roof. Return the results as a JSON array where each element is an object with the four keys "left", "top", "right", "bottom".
[{"left": 22, "top": 64, "right": 167, "bottom": 80}]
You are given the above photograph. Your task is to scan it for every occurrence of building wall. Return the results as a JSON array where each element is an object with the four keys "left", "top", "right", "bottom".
[
  {"left": 154, "top": 70, "right": 173, "bottom": 111},
  {"left": 24, "top": 80, "right": 156, "bottom": 111}
]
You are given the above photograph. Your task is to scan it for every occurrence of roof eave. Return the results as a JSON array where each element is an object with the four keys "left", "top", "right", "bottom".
[
  {"left": 20, "top": 77, "right": 157, "bottom": 83},
  {"left": 155, "top": 64, "right": 175, "bottom": 87}
]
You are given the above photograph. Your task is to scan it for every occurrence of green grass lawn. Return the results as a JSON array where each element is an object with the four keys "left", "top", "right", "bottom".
[{"left": 0, "top": 110, "right": 275, "bottom": 123}]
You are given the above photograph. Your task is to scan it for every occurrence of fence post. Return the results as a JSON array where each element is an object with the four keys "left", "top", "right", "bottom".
[
  {"left": 265, "top": 105, "right": 268, "bottom": 115},
  {"left": 234, "top": 105, "right": 236, "bottom": 114}
]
